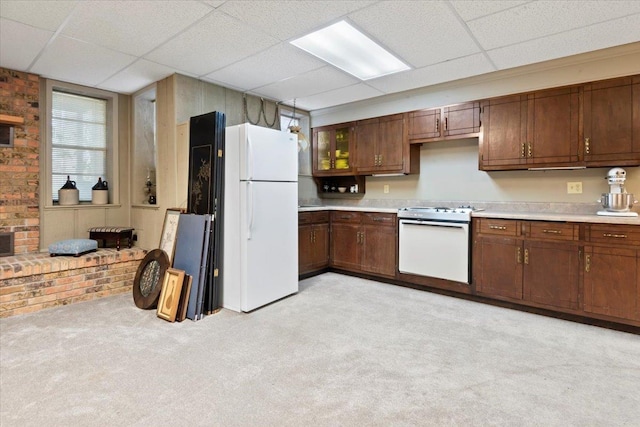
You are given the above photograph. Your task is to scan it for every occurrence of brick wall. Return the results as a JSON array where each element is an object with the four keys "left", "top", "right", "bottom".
[
  {"left": 0, "top": 248, "right": 147, "bottom": 317},
  {"left": 0, "top": 67, "right": 40, "bottom": 254}
]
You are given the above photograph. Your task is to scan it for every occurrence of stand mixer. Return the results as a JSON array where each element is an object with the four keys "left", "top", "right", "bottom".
[{"left": 597, "top": 167, "right": 638, "bottom": 217}]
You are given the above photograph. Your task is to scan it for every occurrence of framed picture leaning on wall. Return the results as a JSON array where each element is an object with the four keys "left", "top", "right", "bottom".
[
  {"left": 159, "top": 208, "right": 183, "bottom": 265},
  {"left": 157, "top": 268, "right": 186, "bottom": 322}
]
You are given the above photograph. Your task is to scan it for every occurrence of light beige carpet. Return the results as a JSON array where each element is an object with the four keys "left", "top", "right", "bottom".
[{"left": 1, "top": 272, "right": 639, "bottom": 426}]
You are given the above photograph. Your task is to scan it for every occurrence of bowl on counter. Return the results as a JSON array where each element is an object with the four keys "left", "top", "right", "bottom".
[
  {"left": 338, "top": 187, "right": 347, "bottom": 193},
  {"left": 601, "top": 193, "right": 637, "bottom": 211}
]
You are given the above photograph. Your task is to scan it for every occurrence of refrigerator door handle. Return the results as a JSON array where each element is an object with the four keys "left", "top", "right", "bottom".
[
  {"left": 247, "top": 181, "right": 254, "bottom": 240},
  {"left": 247, "top": 135, "right": 254, "bottom": 180}
]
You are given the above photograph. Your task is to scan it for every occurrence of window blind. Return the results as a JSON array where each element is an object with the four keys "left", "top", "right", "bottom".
[{"left": 52, "top": 91, "right": 107, "bottom": 202}]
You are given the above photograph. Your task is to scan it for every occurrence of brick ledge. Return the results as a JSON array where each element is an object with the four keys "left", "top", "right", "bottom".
[
  {"left": 0, "top": 248, "right": 148, "bottom": 317},
  {"left": 0, "top": 248, "right": 147, "bottom": 281}
]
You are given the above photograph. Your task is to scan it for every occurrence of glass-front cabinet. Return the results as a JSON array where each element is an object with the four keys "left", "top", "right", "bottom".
[{"left": 312, "top": 123, "right": 355, "bottom": 176}]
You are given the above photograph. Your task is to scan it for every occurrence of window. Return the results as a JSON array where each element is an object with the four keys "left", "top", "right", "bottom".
[
  {"left": 45, "top": 80, "right": 118, "bottom": 206},
  {"left": 51, "top": 91, "right": 107, "bottom": 202}
]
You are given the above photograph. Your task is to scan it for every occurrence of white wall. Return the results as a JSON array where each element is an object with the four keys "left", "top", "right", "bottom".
[{"left": 363, "top": 139, "right": 639, "bottom": 204}]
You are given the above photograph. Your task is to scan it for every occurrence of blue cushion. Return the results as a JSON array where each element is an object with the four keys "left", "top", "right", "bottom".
[{"left": 48, "top": 239, "right": 98, "bottom": 257}]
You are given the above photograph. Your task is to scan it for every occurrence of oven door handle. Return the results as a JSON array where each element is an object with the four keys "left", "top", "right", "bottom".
[{"left": 399, "top": 219, "right": 468, "bottom": 229}]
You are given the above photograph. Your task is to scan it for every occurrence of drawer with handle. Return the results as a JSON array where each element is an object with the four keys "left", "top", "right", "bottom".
[
  {"left": 528, "top": 221, "right": 579, "bottom": 241},
  {"left": 362, "top": 212, "right": 396, "bottom": 226},
  {"left": 300, "top": 211, "right": 330, "bottom": 224},
  {"left": 330, "top": 211, "right": 361, "bottom": 224},
  {"left": 587, "top": 224, "right": 640, "bottom": 247},
  {"left": 477, "top": 218, "right": 519, "bottom": 236}
]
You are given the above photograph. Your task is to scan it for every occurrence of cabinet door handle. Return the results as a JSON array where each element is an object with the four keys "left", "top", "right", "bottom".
[
  {"left": 436, "top": 118, "right": 439, "bottom": 132},
  {"left": 585, "top": 254, "right": 591, "bottom": 273},
  {"left": 516, "top": 247, "right": 522, "bottom": 264},
  {"left": 340, "top": 215, "right": 352, "bottom": 220},
  {"left": 444, "top": 117, "right": 448, "bottom": 131},
  {"left": 379, "top": 154, "right": 383, "bottom": 165},
  {"left": 585, "top": 137, "right": 590, "bottom": 154},
  {"left": 489, "top": 225, "right": 507, "bottom": 230},
  {"left": 527, "top": 142, "right": 532, "bottom": 158},
  {"left": 543, "top": 229, "right": 562, "bottom": 234},
  {"left": 312, "top": 230, "right": 316, "bottom": 243},
  {"left": 521, "top": 142, "right": 525, "bottom": 158},
  {"left": 603, "top": 233, "right": 627, "bottom": 239},
  {"left": 524, "top": 248, "right": 529, "bottom": 265}
]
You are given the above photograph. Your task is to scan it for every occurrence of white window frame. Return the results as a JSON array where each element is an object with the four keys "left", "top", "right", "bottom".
[{"left": 42, "top": 79, "right": 119, "bottom": 207}]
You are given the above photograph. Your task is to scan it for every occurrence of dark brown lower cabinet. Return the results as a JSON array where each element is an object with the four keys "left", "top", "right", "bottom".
[
  {"left": 330, "top": 211, "right": 397, "bottom": 279},
  {"left": 299, "top": 212, "right": 329, "bottom": 276},
  {"left": 330, "top": 222, "right": 361, "bottom": 271},
  {"left": 475, "top": 236, "right": 523, "bottom": 300},
  {"left": 583, "top": 246, "right": 639, "bottom": 321},
  {"left": 474, "top": 219, "right": 640, "bottom": 325},
  {"left": 361, "top": 222, "right": 396, "bottom": 277},
  {"left": 523, "top": 240, "right": 580, "bottom": 310}
]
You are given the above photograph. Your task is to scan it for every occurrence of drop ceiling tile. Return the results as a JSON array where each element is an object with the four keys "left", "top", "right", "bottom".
[
  {"left": 219, "top": 0, "right": 376, "bottom": 41},
  {"left": 488, "top": 13, "right": 640, "bottom": 70},
  {"left": 0, "top": 0, "right": 76, "bottom": 31},
  {"left": 292, "top": 83, "right": 385, "bottom": 111},
  {"left": 204, "top": 43, "right": 325, "bottom": 92},
  {"left": 145, "top": 10, "right": 279, "bottom": 76},
  {"left": 97, "top": 60, "right": 177, "bottom": 94},
  {"left": 30, "top": 35, "right": 136, "bottom": 87},
  {"left": 469, "top": 0, "right": 640, "bottom": 50},
  {"left": 366, "top": 53, "right": 495, "bottom": 94},
  {"left": 201, "top": 1, "right": 225, "bottom": 8},
  {"left": 450, "top": 0, "right": 529, "bottom": 21},
  {"left": 251, "top": 66, "right": 359, "bottom": 103},
  {"left": 0, "top": 18, "right": 52, "bottom": 71},
  {"left": 60, "top": 1, "right": 213, "bottom": 56},
  {"left": 348, "top": 1, "right": 479, "bottom": 68}
]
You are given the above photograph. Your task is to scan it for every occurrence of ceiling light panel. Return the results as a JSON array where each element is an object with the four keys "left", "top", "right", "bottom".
[{"left": 291, "top": 20, "right": 409, "bottom": 80}]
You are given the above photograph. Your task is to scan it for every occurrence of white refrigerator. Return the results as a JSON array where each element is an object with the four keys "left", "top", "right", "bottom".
[{"left": 223, "top": 123, "right": 298, "bottom": 312}]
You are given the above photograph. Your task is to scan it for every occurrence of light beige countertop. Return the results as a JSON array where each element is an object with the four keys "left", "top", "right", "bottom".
[{"left": 472, "top": 210, "right": 640, "bottom": 225}]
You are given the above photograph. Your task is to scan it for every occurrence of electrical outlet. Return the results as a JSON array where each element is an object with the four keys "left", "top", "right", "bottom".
[
  {"left": 567, "top": 182, "right": 582, "bottom": 194},
  {"left": 383, "top": 184, "right": 390, "bottom": 194}
]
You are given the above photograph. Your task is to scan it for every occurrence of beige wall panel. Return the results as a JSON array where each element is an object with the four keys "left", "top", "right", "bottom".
[
  {"left": 176, "top": 122, "right": 190, "bottom": 209},
  {"left": 175, "top": 74, "right": 203, "bottom": 124},
  {"left": 224, "top": 89, "right": 244, "bottom": 126},
  {"left": 106, "top": 206, "right": 129, "bottom": 226},
  {"left": 131, "top": 207, "right": 163, "bottom": 250},
  {"left": 202, "top": 83, "right": 226, "bottom": 115},
  {"left": 77, "top": 208, "right": 107, "bottom": 236},
  {"left": 41, "top": 209, "right": 76, "bottom": 249}
]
